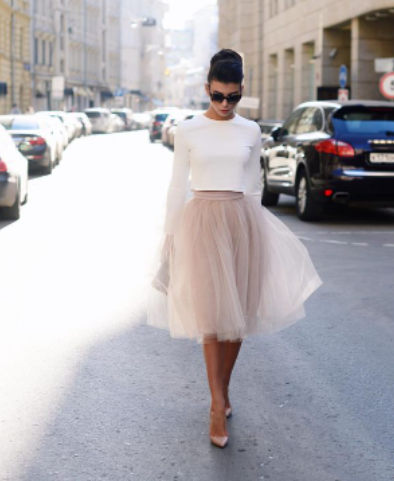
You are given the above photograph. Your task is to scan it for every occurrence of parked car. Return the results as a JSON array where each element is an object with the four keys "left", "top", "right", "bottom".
[
  {"left": 40, "top": 111, "right": 74, "bottom": 145},
  {"left": 261, "top": 100, "right": 394, "bottom": 220},
  {"left": 73, "top": 112, "right": 92, "bottom": 136},
  {"left": 38, "top": 112, "right": 69, "bottom": 152},
  {"left": 109, "top": 113, "right": 125, "bottom": 133},
  {"left": 0, "top": 115, "right": 57, "bottom": 175},
  {"left": 167, "top": 110, "right": 203, "bottom": 149},
  {"left": 36, "top": 113, "right": 64, "bottom": 165},
  {"left": 111, "top": 108, "right": 134, "bottom": 131},
  {"left": 67, "top": 113, "right": 84, "bottom": 138},
  {"left": 0, "top": 124, "right": 28, "bottom": 220},
  {"left": 257, "top": 119, "right": 283, "bottom": 140},
  {"left": 133, "top": 112, "right": 151, "bottom": 130},
  {"left": 161, "top": 110, "right": 180, "bottom": 146},
  {"left": 85, "top": 108, "right": 112, "bottom": 134},
  {"left": 149, "top": 110, "right": 174, "bottom": 142}
]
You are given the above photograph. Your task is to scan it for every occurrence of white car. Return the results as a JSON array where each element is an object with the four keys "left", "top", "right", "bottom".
[
  {"left": 0, "top": 124, "right": 28, "bottom": 220},
  {"left": 36, "top": 113, "right": 65, "bottom": 164},
  {"left": 40, "top": 111, "right": 74, "bottom": 145},
  {"left": 84, "top": 108, "right": 112, "bottom": 134},
  {"left": 133, "top": 112, "right": 151, "bottom": 130},
  {"left": 110, "top": 113, "right": 125, "bottom": 133}
]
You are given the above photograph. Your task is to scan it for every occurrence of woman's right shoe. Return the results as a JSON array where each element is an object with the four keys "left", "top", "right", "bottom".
[
  {"left": 225, "top": 407, "right": 232, "bottom": 418},
  {"left": 209, "top": 410, "right": 229, "bottom": 448}
]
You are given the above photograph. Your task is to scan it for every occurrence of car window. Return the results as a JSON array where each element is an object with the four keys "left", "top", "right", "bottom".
[
  {"left": 0, "top": 116, "right": 40, "bottom": 130},
  {"left": 281, "top": 109, "right": 304, "bottom": 136},
  {"left": 85, "top": 111, "right": 101, "bottom": 118},
  {"left": 332, "top": 106, "right": 394, "bottom": 136},
  {"left": 296, "top": 107, "right": 323, "bottom": 134},
  {"left": 155, "top": 113, "right": 169, "bottom": 122}
]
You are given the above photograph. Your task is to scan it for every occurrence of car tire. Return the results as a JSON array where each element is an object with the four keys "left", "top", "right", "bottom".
[
  {"left": 261, "top": 164, "right": 279, "bottom": 206},
  {"left": 2, "top": 188, "right": 21, "bottom": 220},
  {"left": 43, "top": 151, "right": 53, "bottom": 175},
  {"left": 296, "top": 170, "right": 323, "bottom": 221}
]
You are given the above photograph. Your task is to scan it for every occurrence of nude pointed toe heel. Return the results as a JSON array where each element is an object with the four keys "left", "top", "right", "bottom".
[
  {"left": 210, "top": 435, "right": 229, "bottom": 448},
  {"left": 209, "top": 410, "right": 229, "bottom": 448},
  {"left": 225, "top": 407, "right": 232, "bottom": 418}
]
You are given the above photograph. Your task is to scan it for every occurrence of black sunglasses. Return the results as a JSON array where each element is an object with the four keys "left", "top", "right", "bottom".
[{"left": 209, "top": 91, "right": 242, "bottom": 104}]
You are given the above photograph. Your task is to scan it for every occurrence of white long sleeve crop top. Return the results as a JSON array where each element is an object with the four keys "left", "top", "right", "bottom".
[{"left": 163, "top": 113, "right": 262, "bottom": 234}]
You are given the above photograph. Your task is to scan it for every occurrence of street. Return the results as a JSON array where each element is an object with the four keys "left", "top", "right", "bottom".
[{"left": 1, "top": 131, "right": 394, "bottom": 481}]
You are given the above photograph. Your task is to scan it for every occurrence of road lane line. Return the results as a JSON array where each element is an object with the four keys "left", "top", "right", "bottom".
[
  {"left": 297, "top": 236, "right": 314, "bottom": 242},
  {"left": 383, "top": 244, "right": 394, "bottom": 247},
  {"left": 351, "top": 242, "right": 368, "bottom": 246},
  {"left": 320, "top": 239, "right": 348, "bottom": 245}
]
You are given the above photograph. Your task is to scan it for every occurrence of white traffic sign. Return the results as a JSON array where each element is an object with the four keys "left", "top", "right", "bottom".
[
  {"left": 379, "top": 72, "right": 394, "bottom": 99},
  {"left": 52, "top": 76, "right": 65, "bottom": 100},
  {"left": 338, "top": 89, "right": 349, "bottom": 102},
  {"left": 375, "top": 58, "right": 394, "bottom": 73}
]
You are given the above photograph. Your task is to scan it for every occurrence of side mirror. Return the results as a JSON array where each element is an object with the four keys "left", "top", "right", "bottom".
[{"left": 271, "top": 126, "right": 281, "bottom": 141}]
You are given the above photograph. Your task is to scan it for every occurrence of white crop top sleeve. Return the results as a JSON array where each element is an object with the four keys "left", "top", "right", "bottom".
[
  {"left": 244, "top": 125, "right": 262, "bottom": 208},
  {"left": 163, "top": 124, "right": 190, "bottom": 234}
]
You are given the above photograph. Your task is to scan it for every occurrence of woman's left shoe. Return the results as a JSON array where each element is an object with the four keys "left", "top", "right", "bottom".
[
  {"left": 225, "top": 406, "right": 232, "bottom": 418},
  {"left": 209, "top": 410, "right": 229, "bottom": 448}
]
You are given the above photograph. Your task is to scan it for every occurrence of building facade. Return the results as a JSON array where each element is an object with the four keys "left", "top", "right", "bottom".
[
  {"left": 119, "top": 0, "right": 167, "bottom": 111},
  {"left": 218, "top": 0, "right": 394, "bottom": 120},
  {"left": 31, "top": 0, "right": 121, "bottom": 112},
  {"left": 164, "top": 4, "right": 219, "bottom": 109},
  {"left": 0, "top": 0, "right": 31, "bottom": 114}
]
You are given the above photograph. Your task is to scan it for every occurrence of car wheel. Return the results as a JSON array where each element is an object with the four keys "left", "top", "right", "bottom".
[
  {"left": 2, "top": 188, "right": 21, "bottom": 220},
  {"left": 261, "top": 164, "right": 279, "bottom": 206},
  {"left": 43, "top": 151, "right": 53, "bottom": 175},
  {"left": 296, "top": 170, "right": 323, "bottom": 221}
]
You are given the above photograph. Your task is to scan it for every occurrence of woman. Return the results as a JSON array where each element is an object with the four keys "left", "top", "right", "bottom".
[{"left": 148, "top": 49, "right": 322, "bottom": 448}]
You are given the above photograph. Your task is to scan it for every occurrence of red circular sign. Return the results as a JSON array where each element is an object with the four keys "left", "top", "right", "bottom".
[{"left": 379, "top": 72, "right": 394, "bottom": 99}]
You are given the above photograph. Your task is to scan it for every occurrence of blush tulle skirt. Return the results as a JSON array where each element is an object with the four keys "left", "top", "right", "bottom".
[{"left": 147, "top": 191, "right": 322, "bottom": 343}]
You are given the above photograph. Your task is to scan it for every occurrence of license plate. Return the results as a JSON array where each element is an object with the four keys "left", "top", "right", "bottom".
[{"left": 370, "top": 153, "right": 394, "bottom": 163}]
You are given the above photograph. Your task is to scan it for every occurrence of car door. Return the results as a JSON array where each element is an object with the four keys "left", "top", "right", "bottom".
[
  {"left": 293, "top": 107, "right": 326, "bottom": 183},
  {"left": 266, "top": 108, "right": 304, "bottom": 191}
]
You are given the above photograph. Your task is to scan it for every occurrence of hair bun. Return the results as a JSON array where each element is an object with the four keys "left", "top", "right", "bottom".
[{"left": 210, "top": 49, "right": 243, "bottom": 68}]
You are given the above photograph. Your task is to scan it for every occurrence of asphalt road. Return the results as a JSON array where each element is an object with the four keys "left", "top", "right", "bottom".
[{"left": 0, "top": 130, "right": 393, "bottom": 481}]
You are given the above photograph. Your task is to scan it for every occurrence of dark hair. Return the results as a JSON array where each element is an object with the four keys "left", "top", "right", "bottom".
[{"left": 207, "top": 49, "right": 244, "bottom": 85}]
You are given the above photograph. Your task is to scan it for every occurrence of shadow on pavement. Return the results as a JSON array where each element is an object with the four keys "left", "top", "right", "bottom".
[{"left": 271, "top": 196, "right": 394, "bottom": 226}]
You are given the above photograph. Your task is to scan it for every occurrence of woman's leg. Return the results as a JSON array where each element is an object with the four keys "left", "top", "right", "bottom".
[
  {"left": 222, "top": 341, "right": 242, "bottom": 411},
  {"left": 203, "top": 340, "right": 227, "bottom": 437}
]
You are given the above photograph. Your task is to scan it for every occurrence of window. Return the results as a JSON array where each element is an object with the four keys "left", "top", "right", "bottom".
[
  {"left": 269, "top": 0, "right": 279, "bottom": 18},
  {"left": 19, "top": 28, "right": 23, "bottom": 59},
  {"left": 49, "top": 42, "right": 53, "bottom": 67},
  {"left": 284, "top": 0, "right": 296, "bottom": 9},
  {"left": 296, "top": 107, "right": 323, "bottom": 134},
  {"left": 281, "top": 108, "right": 304, "bottom": 136},
  {"left": 332, "top": 106, "right": 394, "bottom": 136},
  {"left": 42, "top": 39, "right": 46, "bottom": 65},
  {"left": 34, "top": 37, "right": 38, "bottom": 64}
]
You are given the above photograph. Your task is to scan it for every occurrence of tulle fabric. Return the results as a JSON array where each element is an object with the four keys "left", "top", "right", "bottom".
[{"left": 147, "top": 191, "right": 322, "bottom": 343}]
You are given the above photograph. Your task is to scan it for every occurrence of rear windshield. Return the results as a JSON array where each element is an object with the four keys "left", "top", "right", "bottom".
[
  {"left": 113, "top": 112, "right": 126, "bottom": 118},
  {"left": 0, "top": 117, "right": 40, "bottom": 130},
  {"left": 154, "top": 113, "right": 169, "bottom": 122},
  {"left": 332, "top": 106, "right": 394, "bottom": 136},
  {"left": 85, "top": 111, "right": 101, "bottom": 118}
]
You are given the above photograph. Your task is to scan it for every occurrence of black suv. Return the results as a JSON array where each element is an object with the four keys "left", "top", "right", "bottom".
[{"left": 261, "top": 101, "right": 394, "bottom": 220}]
